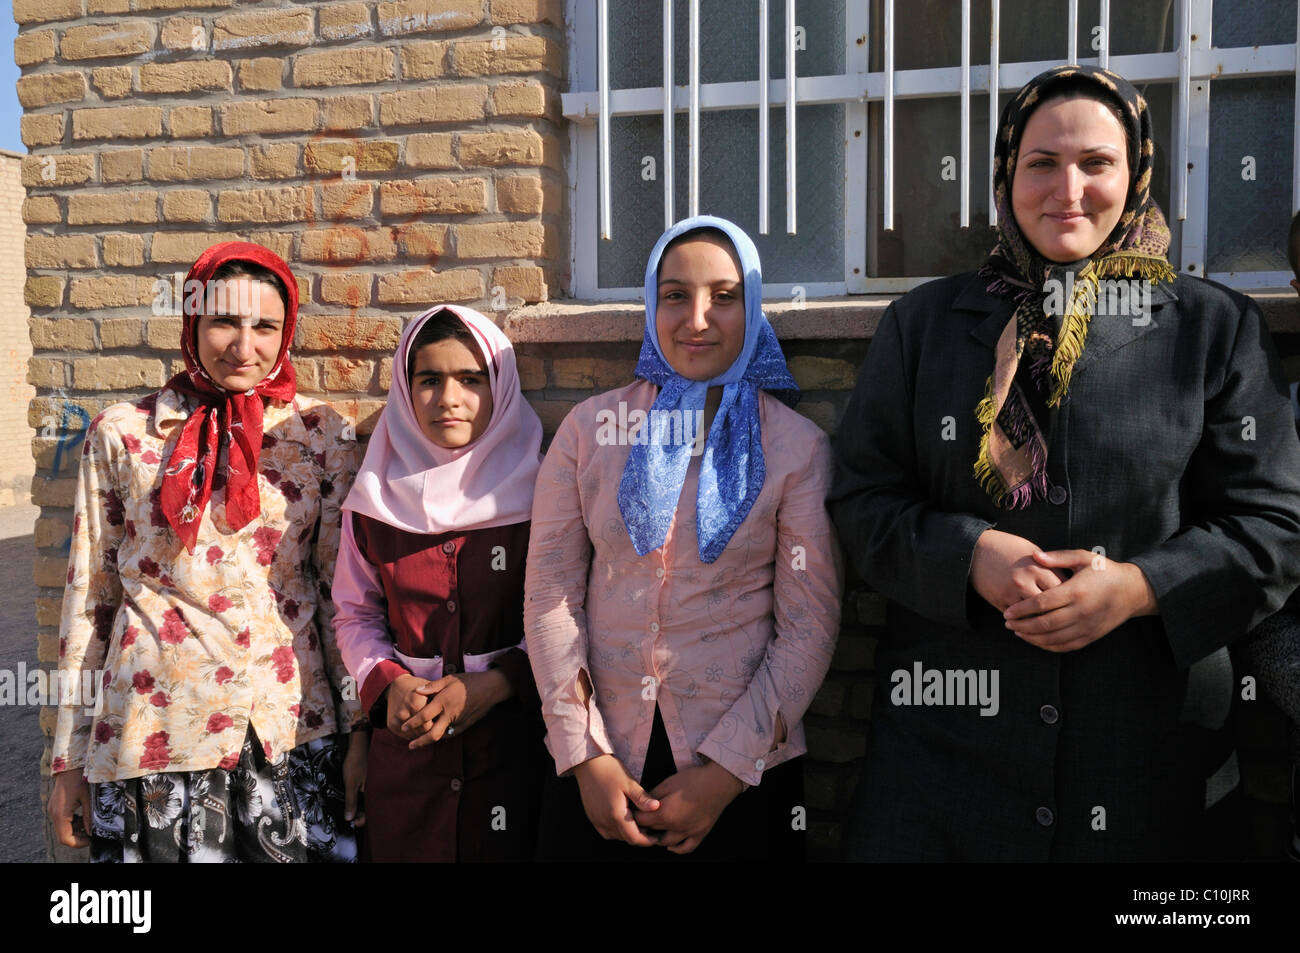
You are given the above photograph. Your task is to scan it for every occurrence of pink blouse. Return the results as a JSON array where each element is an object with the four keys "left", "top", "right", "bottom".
[{"left": 524, "top": 381, "right": 842, "bottom": 787}]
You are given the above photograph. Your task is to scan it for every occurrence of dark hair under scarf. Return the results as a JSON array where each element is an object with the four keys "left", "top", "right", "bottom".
[{"left": 974, "top": 65, "right": 1176, "bottom": 508}]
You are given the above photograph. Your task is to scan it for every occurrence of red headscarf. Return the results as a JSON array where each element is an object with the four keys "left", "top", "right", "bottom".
[{"left": 160, "top": 242, "right": 299, "bottom": 552}]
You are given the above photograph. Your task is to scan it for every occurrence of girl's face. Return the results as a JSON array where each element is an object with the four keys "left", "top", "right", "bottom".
[
  {"left": 195, "top": 278, "right": 286, "bottom": 392},
  {"left": 655, "top": 235, "right": 747, "bottom": 382},
  {"left": 409, "top": 337, "right": 494, "bottom": 449},
  {"left": 1010, "top": 95, "right": 1131, "bottom": 263}
]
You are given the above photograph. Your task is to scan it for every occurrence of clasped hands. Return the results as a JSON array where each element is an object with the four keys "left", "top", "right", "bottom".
[
  {"left": 384, "top": 670, "right": 510, "bottom": 750},
  {"left": 571, "top": 753, "right": 744, "bottom": 855},
  {"left": 971, "top": 528, "right": 1158, "bottom": 652}
]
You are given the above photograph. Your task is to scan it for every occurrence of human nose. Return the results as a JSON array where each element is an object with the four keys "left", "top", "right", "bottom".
[
  {"left": 1054, "top": 163, "right": 1085, "bottom": 204},
  {"left": 228, "top": 325, "right": 255, "bottom": 361},
  {"left": 686, "top": 292, "right": 711, "bottom": 332},
  {"left": 436, "top": 378, "right": 462, "bottom": 408}
]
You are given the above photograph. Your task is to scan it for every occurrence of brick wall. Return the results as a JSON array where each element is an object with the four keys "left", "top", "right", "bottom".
[
  {"left": 1, "top": 152, "right": 35, "bottom": 507},
  {"left": 17, "top": 0, "right": 1299, "bottom": 862}
]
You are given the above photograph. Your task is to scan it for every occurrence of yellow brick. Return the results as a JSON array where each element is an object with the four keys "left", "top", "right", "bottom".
[
  {"left": 453, "top": 36, "right": 562, "bottom": 77},
  {"left": 33, "top": 520, "right": 71, "bottom": 551},
  {"left": 28, "top": 357, "right": 68, "bottom": 388},
  {"left": 20, "top": 113, "right": 64, "bottom": 147},
  {"left": 103, "top": 233, "right": 145, "bottom": 267},
  {"left": 299, "top": 228, "right": 397, "bottom": 264},
  {"left": 72, "top": 106, "right": 163, "bottom": 141},
  {"left": 236, "top": 58, "right": 282, "bottom": 92},
  {"left": 378, "top": 0, "right": 481, "bottom": 36},
  {"left": 13, "top": 0, "right": 85, "bottom": 26},
  {"left": 394, "top": 223, "right": 449, "bottom": 261},
  {"left": 495, "top": 174, "right": 543, "bottom": 213},
  {"left": 322, "top": 357, "right": 374, "bottom": 391},
  {"left": 213, "top": 8, "right": 313, "bottom": 51},
  {"left": 22, "top": 196, "right": 61, "bottom": 225},
  {"left": 298, "top": 315, "right": 401, "bottom": 351},
  {"left": 26, "top": 235, "right": 97, "bottom": 269},
  {"left": 217, "top": 187, "right": 311, "bottom": 224},
  {"left": 458, "top": 130, "right": 545, "bottom": 167},
  {"left": 318, "top": 273, "right": 373, "bottom": 308},
  {"left": 319, "top": 2, "right": 372, "bottom": 40},
  {"left": 69, "top": 275, "right": 155, "bottom": 309},
  {"left": 292, "top": 357, "right": 321, "bottom": 391},
  {"left": 32, "top": 549, "right": 73, "bottom": 584},
  {"left": 516, "top": 354, "right": 545, "bottom": 390},
  {"left": 490, "top": 0, "right": 563, "bottom": 25},
  {"left": 492, "top": 265, "right": 547, "bottom": 303},
  {"left": 527, "top": 397, "right": 576, "bottom": 435},
  {"left": 30, "top": 317, "right": 94, "bottom": 351},
  {"left": 145, "top": 318, "right": 182, "bottom": 350},
  {"left": 149, "top": 231, "right": 243, "bottom": 265},
  {"left": 88, "top": 0, "right": 129, "bottom": 11},
  {"left": 249, "top": 143, "right": 301, "bottom": 180},
  {"left": 377, "top": 268, "right": 483, "bottom": 304},
  {"left": 380, "top": 178, "right": 485, "bottom": 216},
  {"left": 294, "top": 46, "right": 394, "bottom": 88},
  {"left": 148, "top": 145, "right": 244, "bottom": 181},
  {"left": 320, "top": 182, "right": 375, "bottom": 220},
  {"left": 304, "top": 140, "right": 398, "bottom": 175},
  {"left": 405, "top": 133, "right": 455, "bottom": 169},
  {"left": 139, "top": 60, "right": 232, "bottom": 94},
  {"left": 136, "top": 0, "right": 234, "bottom": 9},
  {"left": 455, "top": 221, "right": 547, "bottom": 259},
  {"left": 14, "top": 30, "right": 58, "bottom": 67},
  {"left": 99, "top": 316, "right": 144, "bottom": 347},
  {"left": 377, "top": 357, "right": 394, "bottom": 391},
  {"left": 552, "top": 358, "right": 629, "bottom": 389},
  {"left": 90, "top": 66, "right": 132, "bottom": 99},
  {"left": 400, "top": 40, "right": 448, "bottom": 80},
  {"left": 249, "top": 232, "right": 296, "bottom": 263},
  {"left": 16, "top": 71, "right": 86, "bottom": 108},
  {"left": 221, "top": 98, "right": 318, "bottom": 135},
  {"left": 378, "top": 85, "right": 488, "bottom": 126},
  {"left": 322, "top": 95, "right": 373, "bottom": 131},
  {"left": 67, "top": 192, "right": 156, "bottom": 226},
  {"left": 21, "top": 153, "right": 94, "bottom": 187},
  {"left": 25, "top": 276, "right": 66, "bottom": 309},
  {"left": 72, "top": 356, "right": 166, "bottom": 390},
  {"left": 60, "top": 21, "right": 155, "bottom": 60},
  {"left": 36, "top": 596, "right": 65, "bottom": 627},
  {"left": 162, "top": 189, "right": 211, "bottom": 223},
  {"left": 491, "top": 81, "right": 549, "bottom": 117},
  {"left": 169, "top": 106, "right": 213, "bottom": 138},
  {"left": 160, "top": 16, "right": 202, "bottom": 51},
  {"left": 100, "top": 149, "right": 144, "bottom": 183},
  {"left": 787, "top": 356, "right": 860, "bottom": 390}
]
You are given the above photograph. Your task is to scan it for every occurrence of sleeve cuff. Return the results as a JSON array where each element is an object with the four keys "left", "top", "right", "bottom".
[{"left": 360, "top": 659, "right": 411, "bottom": 724}]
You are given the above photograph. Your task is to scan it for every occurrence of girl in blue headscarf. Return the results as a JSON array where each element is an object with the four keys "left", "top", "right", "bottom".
[{"left": 524, "top": 216, "right": 842, "bottom": 861}]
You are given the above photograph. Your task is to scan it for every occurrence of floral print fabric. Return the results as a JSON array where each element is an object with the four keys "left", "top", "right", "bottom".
[
  {"left": 52, "top": 387, "right": 363, "bottom": 783},
  {"left": 90, "top": 731, "right": 355, "bottom": 863}
]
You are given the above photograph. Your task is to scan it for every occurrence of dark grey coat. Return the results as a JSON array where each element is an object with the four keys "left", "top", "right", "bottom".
[{"left": 828, "top": 270, "right": 1300, "bottom": 861}]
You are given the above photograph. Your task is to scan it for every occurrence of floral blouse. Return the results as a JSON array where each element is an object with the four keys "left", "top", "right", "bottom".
[{"left": 52, "top": 387, "right": 364, "bottom": 784}]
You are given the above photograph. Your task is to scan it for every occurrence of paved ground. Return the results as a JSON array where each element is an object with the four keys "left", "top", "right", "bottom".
[{"left": 0, "top": 502, "right": 51, "bottom": 862}]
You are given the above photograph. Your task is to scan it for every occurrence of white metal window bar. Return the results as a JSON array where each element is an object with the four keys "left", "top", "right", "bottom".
[{"left": 566, "top": 0, "right": 1300, "bottom": 299}]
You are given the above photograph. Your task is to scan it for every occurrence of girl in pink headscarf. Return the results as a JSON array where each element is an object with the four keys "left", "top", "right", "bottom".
[{"left": 333, "top": 305, "right": 547, "bottom": 861}]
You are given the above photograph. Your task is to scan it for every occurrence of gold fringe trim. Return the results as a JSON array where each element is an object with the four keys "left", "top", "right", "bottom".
[{"left": 972, "top": 373, "right": 1009, "bottom": 508}]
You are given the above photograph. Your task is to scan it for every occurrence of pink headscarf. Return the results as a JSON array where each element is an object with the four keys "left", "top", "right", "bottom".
[{"left": 342, "top": 305, "right": 542, "bottom": 534}]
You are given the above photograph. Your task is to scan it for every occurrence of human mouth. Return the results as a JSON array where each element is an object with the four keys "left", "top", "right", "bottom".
[{"left": 1047, "top": 211, "right": 1089, "bottom": 223}]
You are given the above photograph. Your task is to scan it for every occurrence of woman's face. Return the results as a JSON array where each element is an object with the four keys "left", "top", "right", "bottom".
[
  {"left": 409, "top": 337, "right": 494, "bottom": 449},
  {"left": 195, "top": 278, "right": 286, "bottom": 392},
  {"left": 1011, "top": 95, "right": 1131, "bottom": 263},
  {"left": 655, "top": 235, "right": 747, "bottom": 382}
]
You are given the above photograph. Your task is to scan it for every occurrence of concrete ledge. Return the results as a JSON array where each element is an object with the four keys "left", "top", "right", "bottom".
[{"left": 505, "top": 292, "right": 1300, "bottom": 342}]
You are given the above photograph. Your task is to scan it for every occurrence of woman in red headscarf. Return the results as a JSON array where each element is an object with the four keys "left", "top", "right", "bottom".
[{"left": 46, "top": 242, "right": 366, "bottom": 862}]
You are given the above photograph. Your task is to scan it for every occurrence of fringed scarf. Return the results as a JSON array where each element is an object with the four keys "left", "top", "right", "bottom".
[
  {"left": 974, "top": 65, "right": 1176, "bottom": 508},
  {"left": 160, "top": 242, "right": 299, "bottom": 552}
]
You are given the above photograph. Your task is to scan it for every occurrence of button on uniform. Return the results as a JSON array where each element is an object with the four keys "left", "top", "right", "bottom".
[
  {"left": 442, "top": 541, "right": 456, "bottom": 554},
  {"left": 655, "top": 568, "right": 665, "bottom": 578},
  {"left": 446, "top": 600, "right": 456, "bottom": 613},
  {"left": 445, "top": 663, "right": 458, "bottom": 675},
  {"left": 450, "top": 778, "right": 463, "bottom": 792},
  {"left": 1035, "top": 806, "right": 1054, "bottom": 827},
  {"left": 1048, "top": 486, "right": 1067, "bottom": 505},
  {"left": 649, "top": 622, "right": 659, "bottom": 633},
  {"left": 1039, "top": 704, "right": 1059, "bottom": 725}
]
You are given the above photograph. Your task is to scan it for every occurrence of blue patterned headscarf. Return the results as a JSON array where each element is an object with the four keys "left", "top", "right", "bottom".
[{"left": 617, "top": 215, "right": 798, "bottom": 563}]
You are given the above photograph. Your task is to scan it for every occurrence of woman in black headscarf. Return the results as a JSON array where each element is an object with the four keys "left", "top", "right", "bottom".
[{"left": 829, "top": 65, "right": 1300, "bottom": 861}]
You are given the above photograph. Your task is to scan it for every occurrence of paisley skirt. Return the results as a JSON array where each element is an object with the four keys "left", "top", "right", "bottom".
[{"left": 89, "top": 730, "right": 356, "bottom": 863}]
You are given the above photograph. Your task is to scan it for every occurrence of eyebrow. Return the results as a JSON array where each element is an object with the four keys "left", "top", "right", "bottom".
[
  {"left": 657, "top": 277, "right": 742, "bottom": 287},
  {"left": 209, "top": 312, "right": 282, "bottom": 323},
  {"left": 413, "top": 367, "right": 485, "bottom": 377},
  {"left": 1023, "top": 144, "right": 1122, "bottom": 157}
]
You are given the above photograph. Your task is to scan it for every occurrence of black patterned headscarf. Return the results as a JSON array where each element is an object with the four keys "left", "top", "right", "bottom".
[{"left": 974, "top": 65, "right": 1176, "bottom": 508}]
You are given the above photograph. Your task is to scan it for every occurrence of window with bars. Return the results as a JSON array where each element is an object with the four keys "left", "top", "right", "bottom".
[{"left": 563, "top": 0, "right": 1300, "bottom": 299}]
